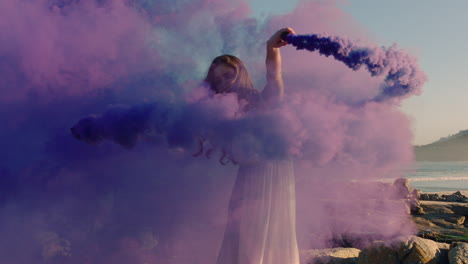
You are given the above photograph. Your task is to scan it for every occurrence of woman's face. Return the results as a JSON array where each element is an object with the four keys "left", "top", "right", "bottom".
[{"left": 211, "top": 63, "right": 236, "bottom": 93}]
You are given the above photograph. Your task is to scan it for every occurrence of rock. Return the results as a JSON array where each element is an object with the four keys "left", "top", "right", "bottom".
[
  {"left": 397, "top": 238, "right": 414, "bottom": 261},
  {"left": 419, "top": 231, "right": 446, "bottom": 242},
  {"left": 402, "top": 200, "right": 412, "bottom": 215},
  {"left": 421, "top": 203, "right": 455, "bottom": 214},
  {"left": 421, "top": 193, "right": 446, "bottom": 201},
  {"left": 443, "top": 192, "right": 468, "bottom": 203},
  {"left": 413, "top": 216, "right": 437, "bottom": 229},
  {"left": 437, "top": 242, "right": 451, "bottom": 250},
  {"left": 420, "top": 193, "right": 430, "bottom": 200},
  {"left": 357, "top": 237, "right": 445, "bottom": 264},
  {"left": 357, "top": 242, "right": 399, "bottom": 264},
  {"left": 412, "top": 205, "right": 425, "bottom": 215},
  {"left": 394, "top": 178, "right": 412, "bottom": 196},
  {"left": 400, "top": 236, "right": 442, "bottom": 264},
  {"left": 448, "top": 242, "right": 468, "bottom": 264},
  {"left": 450, "top": 204, "right": 468, "bottom": 217},
  {"left": 421, "top": 192, "right": 468, "bottom": 203},
  {"left": 422, "top": 213, "right": 466, "bottom": 228},
  {"left": 454, "top": 216, "right": 466, "bottom": 226},
  {"left": 446, "top": 196, "right": 462, "bottom": 202},
  {"left": 303, "top": 248, "right": 360, "bottom": 264},
  {"left": 419, "top": 202, "right": 466, "bottom": 228},
  {"left": 436, "top": 242, "right": 451, "bottom": 264},
  {"left": 394, "top": 178, "right": 420, "bottom": 213},
  {"left": 415, "top": 189, "right": 422, "bottom": 199}
]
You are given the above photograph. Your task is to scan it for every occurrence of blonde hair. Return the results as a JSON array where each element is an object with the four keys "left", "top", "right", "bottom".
[{"left": 204, "top": 55, "right": 258, "bottom": 102}]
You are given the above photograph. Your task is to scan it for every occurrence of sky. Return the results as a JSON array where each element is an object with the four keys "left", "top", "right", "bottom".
[{"left": 252, "top": 0, "right": 468, "bottom": 145}]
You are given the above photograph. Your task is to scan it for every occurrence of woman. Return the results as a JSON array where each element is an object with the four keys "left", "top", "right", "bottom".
[{"left": 204, "top": 28, "right": 300, "bottom": 264}]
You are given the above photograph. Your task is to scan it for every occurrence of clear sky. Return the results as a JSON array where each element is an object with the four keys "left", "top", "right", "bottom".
[{"left": 251, "top": 0, "right": 468, "bottom": 145}]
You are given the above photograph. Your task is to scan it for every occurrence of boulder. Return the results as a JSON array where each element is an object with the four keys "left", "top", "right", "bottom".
[
  {"left": 436, "top": 242, "right": 450, "bottom": 264},
  {"left": 397, "top": 238, "right": 414, "bottom": 261},
  {"left": 454, "top": 216, "right": 466, "bottom": 226},
  {"left": 445, "top": 195, "right": 463, "bottom": 203},
  {"left": 421, "top": 203, "right": 455, "bottom": 214},
  {"left": 420, "top": 192, "right": 468, "bottom": 203},
  {"left": 448, "top": 242, "right": 468, "bottom": 264},
  {"left": 420, "top": 193, "right": 445, "bottom": 201},
  {"left": 394, "top": 178, "right": 412, "bottom": 197},
  {"left": 413, "top": 216, "right": 437, "bottom": 228},
  {"left": 303, "top": 248, "right": 360, "bottom": 264},
  {"left": 400, "top": 236, "right": 442, "bottom": 264},
  {"left": 357, "top": 236, "right": 445, "bottom": 264},
  {"left": 443, "top": 192, "right": 467, "bottom": 203},
  {"left": 449, "top": 204, "right": 468, "bottom": 217},
  {"left": 394, "top": 178, "right": 421, "bottom": 213},
  {"left": 437, "top": 242, "right": 451, "bottom": 250},
  {"left": 412, "top": 205, "right": 425, "bottom": 215},
  {"left": 418, "top": 202, "right": 465, "bottom": 228},
  {"left": 422, "top": 214, "right": 466, "bottom": 228},
  {"left": 420, "top": 193, "right": 430, "bottom": 200},
  {"left": 357, "top": 242, "right": 399, "bottom": 264}
]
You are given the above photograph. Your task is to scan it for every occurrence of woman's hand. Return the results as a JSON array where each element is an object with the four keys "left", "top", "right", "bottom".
[
  {"left": 262, "top": 27, "right": 295, "bottom": 102},
  {"left": 267, "top": 27, "right": 296, "bottom": 49}
]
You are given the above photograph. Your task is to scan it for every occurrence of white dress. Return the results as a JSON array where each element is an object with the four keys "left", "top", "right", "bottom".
[{"left": 216, "top": 158, "right": 300, "bottom": 264}]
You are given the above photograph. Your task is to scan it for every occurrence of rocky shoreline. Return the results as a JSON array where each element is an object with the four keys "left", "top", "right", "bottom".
[
  {"left": 301, "top": 185, "right": 468, "bottom": 264},
  {"left": 420, "top": 191, "right": 468, "bottom": 203}
]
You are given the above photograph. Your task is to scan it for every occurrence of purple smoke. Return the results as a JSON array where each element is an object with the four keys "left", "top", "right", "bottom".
[
  {"left": 70, "top": 90, "right": 295, "bottom": 163},
  {"left": 0, "top": 0, "right": 423, "bottom": 262},
  {"left": 284, "top": 34, "right": 427, "bottom": 102}
]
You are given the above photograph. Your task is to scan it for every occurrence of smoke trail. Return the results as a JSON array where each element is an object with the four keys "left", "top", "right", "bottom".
[
  {"left": 70, "top": 82, "right": 415, "bottom": 171},
  {"left": 284, "top": 34, "right": 427, "bottom": 102},
  {"left": 70, "top": 90, "right": 295, "bottom": 163}
]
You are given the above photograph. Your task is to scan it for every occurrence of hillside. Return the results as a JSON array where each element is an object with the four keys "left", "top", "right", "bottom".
[{"left": 415, "top": 130, "right": 468, "bottom": 161}]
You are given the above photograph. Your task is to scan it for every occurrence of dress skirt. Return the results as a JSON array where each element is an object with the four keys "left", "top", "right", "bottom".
[{"left": 216, "top": 159, "right": 300, "bottom": 264}]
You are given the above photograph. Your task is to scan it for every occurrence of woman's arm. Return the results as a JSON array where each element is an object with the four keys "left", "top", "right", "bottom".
[{"left": 261, "top": 27, "right": 295, "bottom": 102}]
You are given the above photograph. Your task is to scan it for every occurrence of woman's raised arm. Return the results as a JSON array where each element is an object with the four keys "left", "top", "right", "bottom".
[{"left": 261, "top": 27, "right": 295, "bottom": 102}]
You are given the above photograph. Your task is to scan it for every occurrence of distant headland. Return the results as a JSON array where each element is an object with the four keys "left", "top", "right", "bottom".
[{"left": 415, "top": 130, "right": 468, "bottom": 161}]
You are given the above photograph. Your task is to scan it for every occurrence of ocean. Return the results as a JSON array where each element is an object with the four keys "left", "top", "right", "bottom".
[{"left": 404, "top": 161, "right": 468, "bottom": 192}]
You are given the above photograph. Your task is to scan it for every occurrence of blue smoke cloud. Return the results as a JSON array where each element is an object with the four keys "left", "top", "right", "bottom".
[
  {"left": 284, "top": 34, "right": 427, "bottom": 102},
  {"left": 70, "top": 92, "right": 292, "bottom": 164}
]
